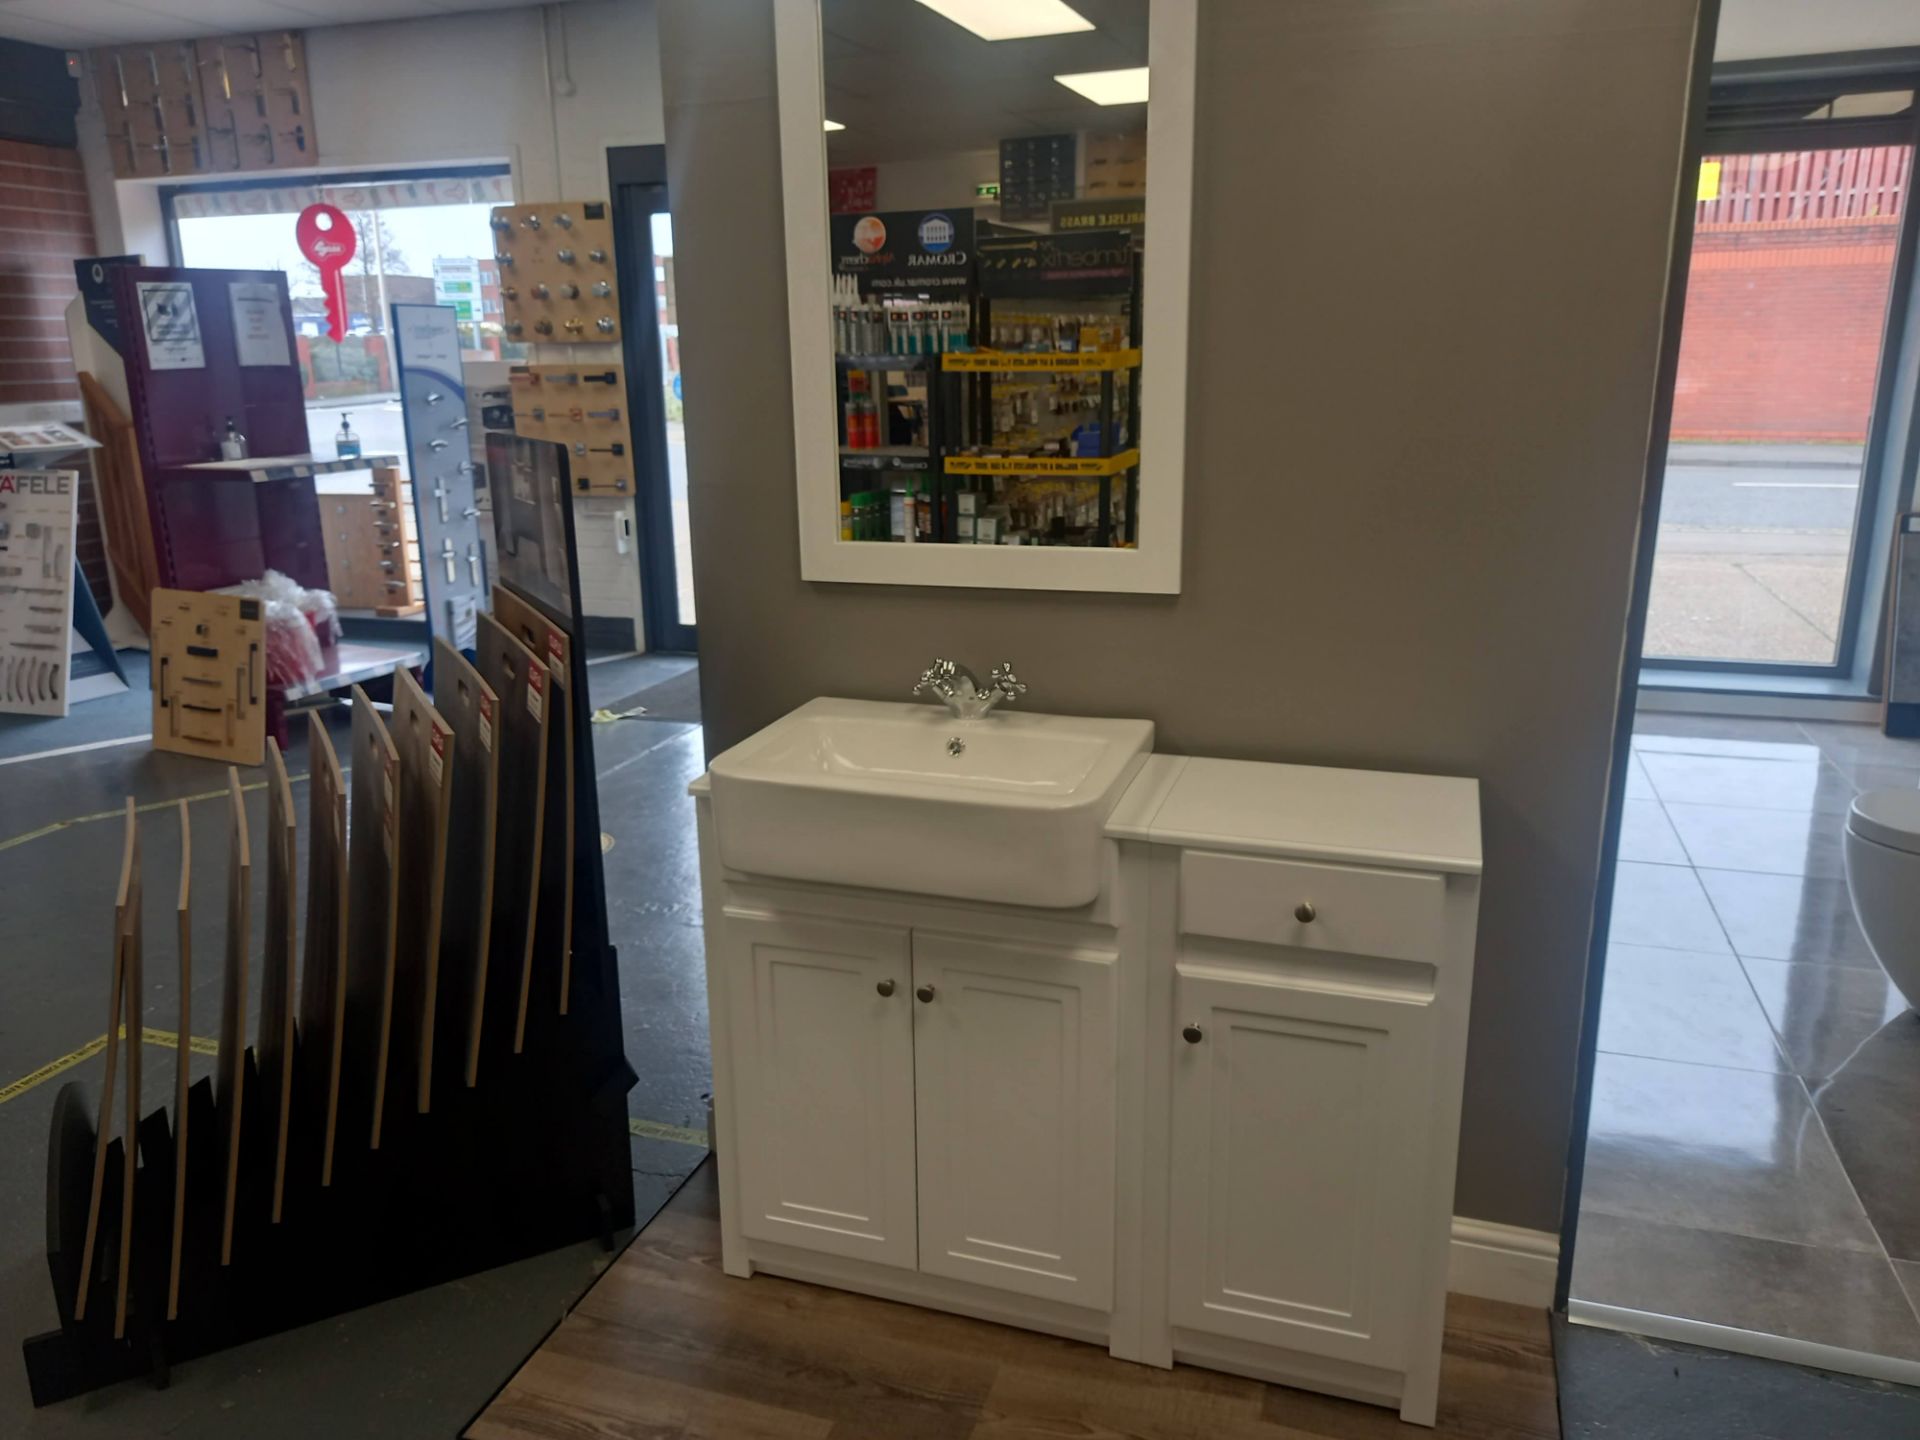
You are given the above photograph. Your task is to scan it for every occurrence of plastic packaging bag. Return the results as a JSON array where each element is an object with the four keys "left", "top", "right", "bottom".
[{"left": 227, "top": 570, "right": 337, "bottom": 687}]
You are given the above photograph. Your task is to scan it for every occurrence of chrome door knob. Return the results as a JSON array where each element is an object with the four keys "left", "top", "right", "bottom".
[
  {"left": 876, "top": 979, "right": 896, "bottom": 998},
  {"left": 1182, "top": 1023, "right": 1203, "bottom": 1044},
  {"left": 1294, "top": 901, "right": 1317, "bottom": 924},
  {"left": 916, "top": 984, "right": 936, "bottom": 1004}
]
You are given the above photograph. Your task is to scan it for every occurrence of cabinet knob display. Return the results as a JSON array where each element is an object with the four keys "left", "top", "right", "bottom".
[
  {"left": 1182, "top": 1023, "right": 1204, "bottom": 1044},
  {"left": 876, "top": 979, "right": 896, "bottom": 998},
  {"left": 916, "top": 984, "right": 936, "bottom": 1004},
  {"left": 1294, "top": 901, "right": 1317, "bottom": 924}
]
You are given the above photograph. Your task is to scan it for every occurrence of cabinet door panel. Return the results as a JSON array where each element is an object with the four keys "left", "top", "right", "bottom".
[
  {"left": 1170, "top": 969, "right": 1433, "bottom": 1369},
  {"left": 912, "top": 931, "right": 1115, "bottom": 1310},
  {"left": 725, "top": 911, "right": 916, "bottom": 1268}
]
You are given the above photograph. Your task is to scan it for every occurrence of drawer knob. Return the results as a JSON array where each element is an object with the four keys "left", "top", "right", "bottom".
[
  {"left": 1182, "top": 1023, "right": 1204, "bottom": 1044},
  {"left": 876, "top": 979, "right": 896, "bottom": 998},
  {"left": 916, "top": 984, "right": 937, "bottom": 1004},
  {"left": 1294, "top": 901, "right": 1317, "bottom": 924}
]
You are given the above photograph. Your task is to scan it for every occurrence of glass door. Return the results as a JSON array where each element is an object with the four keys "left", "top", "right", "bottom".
[
  {"left": 612, "top": 161, "right": 696, "bottom": 653},
  {"left": 1643, "top": 142, "right": 1912, "bottom": 671}
]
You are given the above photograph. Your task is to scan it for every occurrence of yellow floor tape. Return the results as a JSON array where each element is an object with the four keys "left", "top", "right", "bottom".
[
  {"left": 0, "top": 1027, "right": 224, "bottom": 1107},
  {"left": 627, "top": 1117, "right": 709, "bottom": 1148},
  {"left": 0, "top": 774, "right": 308, "bottom": 856}
]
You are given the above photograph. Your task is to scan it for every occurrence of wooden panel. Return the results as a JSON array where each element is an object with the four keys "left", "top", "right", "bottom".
[
  {"left": 168, "top": 799, "right": 191, "bottom": 1321},
  {"left": 75, "top": 799, "right": 135, "bottom": 1323},
  {"left": 1169, "top": 970, "right": 1435, "bottom": 1371},
  {"left": 909, "top": 931, "right": 1115, "bottom": 1310},
  {"left": 113, "top": 809, "right": 143, "bottom": 1339},
  {"left": 1179, "top": 850, "right": 1446, "bottom": 966},
  {"left": 431, "top": 638, "right": 500, "bottom": 1088},
  {"left": 476, "top": 613, "right": 549, "bottom": 1056},
  {"left": 390, "top": 666, "right": 455, "bottom": 1117},
  {"left": 491, "top": 201, "right": 620, "bottom": 344},
  {"left": 726, "top": 911, "right": 917, "bottom": 1270},
  {"left": 490, "top": 585, "right": 575, "bottom": 1018},
  {"left": 259, "top": 739, "right": 297, "bottom": 1221},
  {"left": 218, "top": 769, "right": 250, "bottom": 1266},
  {"left": 150, "top": 588, "right": 265, "bottom": 767},
  {"left": 78, "top": 373, "right": 159, "bottom": 634},
  {"left": 343, "top": 688, "right": 400, "bottom": 1149},
  {"left": 299, "top": 713, "right": 348, "bottom": 1185}
]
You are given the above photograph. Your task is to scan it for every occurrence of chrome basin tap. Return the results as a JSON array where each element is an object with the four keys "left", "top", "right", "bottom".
[{"left": 914, "top": 658, "right": 1027, "bottom": 720}]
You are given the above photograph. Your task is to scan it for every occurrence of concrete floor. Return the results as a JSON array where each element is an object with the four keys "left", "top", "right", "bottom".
[{"left": 0, "top": 662, "right": 712, "bottom": 1436}]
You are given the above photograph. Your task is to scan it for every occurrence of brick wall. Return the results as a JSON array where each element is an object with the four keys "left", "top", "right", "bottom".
[{"left": 0, "top": 137, "right": 94, "bottom": 408}]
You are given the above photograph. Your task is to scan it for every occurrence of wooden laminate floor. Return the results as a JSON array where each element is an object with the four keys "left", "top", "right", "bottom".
[{"left": 469, "top": 1162, "right": 1561, "bottom": 1440}]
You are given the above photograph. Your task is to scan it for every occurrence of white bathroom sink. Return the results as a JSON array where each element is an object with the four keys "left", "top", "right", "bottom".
[{"left": 706, "top": 697, "right": 1154, "bottom": 908}]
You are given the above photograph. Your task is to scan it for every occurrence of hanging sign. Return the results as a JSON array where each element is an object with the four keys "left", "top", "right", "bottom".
[{"left": 296, "top": 203, "right": 358, "bottom": 341}]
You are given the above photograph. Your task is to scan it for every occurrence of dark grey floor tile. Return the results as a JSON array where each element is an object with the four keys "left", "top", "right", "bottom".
[
  {"left": 1698, "top": 868, "right": 1881, "bottom": 968},
  {"left": 1555, "top": 1314, "right": 1920, "bottom": 1440},
  {"left": 1610, "top": 862, "right": 1731, "bottom": 954},
  {"left": 1570, "top": 1210, "right": 1920, "bottom": 1361},
  {"left": 1796, "top": 721, "right": 1920, "bottom": 769},
  {"left": 1618, "top": 799, "right": 1688, "bottom": 865},
  {"left": 1813, "top": 1014, "right": 1920, "bottom": 1262},
  {"left": 1598, "top": 944, "right": 1786, "bottom": 1073},
  {"left": 1666, "top": 802, "right": 1846, "bottom": 879},
  {"left": 1742, "top": 956, "right": 1910, "bottom": 1081},
  {"left": 1638, "top": 752, "right": 1855, "bottom": 815},
  {"left": 1581, "top": 1053, "right": 1880, "bottom": 1251}
]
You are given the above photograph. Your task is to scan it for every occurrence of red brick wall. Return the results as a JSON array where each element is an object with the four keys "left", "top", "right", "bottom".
[{"left": 0, "top": 137, "right": 95, "bottom": 407}]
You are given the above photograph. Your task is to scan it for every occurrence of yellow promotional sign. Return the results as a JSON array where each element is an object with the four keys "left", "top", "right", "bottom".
[{"left": 1698, "top": 160, "right": 1722, "bottom": 202}]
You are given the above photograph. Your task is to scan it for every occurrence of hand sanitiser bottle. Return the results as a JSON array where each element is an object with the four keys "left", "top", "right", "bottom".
[
  {"left": 335, "top": 412, "right": 361, "bottom": 460},
  {"left": 220, "top": 416, "right": 248, "bottom": 461}
]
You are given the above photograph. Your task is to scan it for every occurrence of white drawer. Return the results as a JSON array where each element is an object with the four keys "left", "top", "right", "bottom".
[{"left": 1178, "top": 850, "right": 1446, "bottom": 965}]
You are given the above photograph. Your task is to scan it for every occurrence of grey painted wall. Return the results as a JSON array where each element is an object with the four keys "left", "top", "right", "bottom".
[{"left": 660, "top": 0, "right": 1704, "bottom": 1233}]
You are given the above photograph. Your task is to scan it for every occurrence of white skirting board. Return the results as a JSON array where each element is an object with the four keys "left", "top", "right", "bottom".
[{"left": 1447, "top": 1218, "right": 1559, "bottom": 1307}]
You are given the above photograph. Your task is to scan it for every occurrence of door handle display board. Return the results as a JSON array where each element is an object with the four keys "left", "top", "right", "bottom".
[
  {"left": 150, "top": 588, "right": 264, "bottom": 766},
  {"left": 0, "top": 469, "right": 80, "bottom": 717},
  {"left": 393, "top": 303, "right": 486, "bottom": 653}
]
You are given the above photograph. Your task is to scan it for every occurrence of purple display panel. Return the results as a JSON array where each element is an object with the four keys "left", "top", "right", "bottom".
[{"left": 113, "top": 266, "right": 310, "bottom": 589}]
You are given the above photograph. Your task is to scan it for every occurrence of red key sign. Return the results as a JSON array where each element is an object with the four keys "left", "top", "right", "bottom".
[{"left": 296, "top": 203, "right": 358, "bottom": 341}]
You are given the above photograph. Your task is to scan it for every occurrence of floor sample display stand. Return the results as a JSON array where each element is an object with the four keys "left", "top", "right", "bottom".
[{"left": 23, "top": 439, "right": 634, "bottom": 1407}]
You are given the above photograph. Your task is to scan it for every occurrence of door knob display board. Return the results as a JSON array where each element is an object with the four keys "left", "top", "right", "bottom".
[
  {"left": 491, "top": 203, "right": 620, "bottom": 344},
  {"left": 393, "top": 304, "right": 486, "bottom": 653},
  {"left": 24, "top": 439, "right": 636, "bottom": 1408},
  {"left": 509, "top": 364, "right": 637, "bottom": 495}
]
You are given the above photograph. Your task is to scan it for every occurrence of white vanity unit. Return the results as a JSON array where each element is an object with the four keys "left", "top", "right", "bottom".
[{"left": 690, "top": 690, "right": 1481, "bottom": 1426}]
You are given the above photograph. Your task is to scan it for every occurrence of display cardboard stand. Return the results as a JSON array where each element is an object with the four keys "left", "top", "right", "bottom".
[{"left": 23, "top": 448, "right": 632, "bottom": 1403}]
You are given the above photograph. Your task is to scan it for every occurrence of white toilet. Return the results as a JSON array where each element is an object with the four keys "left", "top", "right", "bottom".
[{"left": 1843, "top": 790, "right": 1920, "bottom": 1014}]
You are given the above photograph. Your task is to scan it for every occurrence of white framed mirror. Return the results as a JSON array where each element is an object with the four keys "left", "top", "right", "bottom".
[{"left": 774, "top": 0, "right": 1196, "bottom": 593}]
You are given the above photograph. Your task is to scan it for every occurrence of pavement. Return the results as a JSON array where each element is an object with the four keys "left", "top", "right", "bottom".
[{"left": 1646, "top": 441, "right": 1868, "bottom": 666}]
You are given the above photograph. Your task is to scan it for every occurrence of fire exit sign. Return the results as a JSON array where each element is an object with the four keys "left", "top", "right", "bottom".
[{"left": 974, "top": 182, "right": 1001, "bottom": 199}]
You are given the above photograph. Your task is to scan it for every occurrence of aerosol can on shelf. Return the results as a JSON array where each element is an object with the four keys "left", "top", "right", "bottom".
[{"left": 335, "top": 411, "right": 362, "bottom": 460}]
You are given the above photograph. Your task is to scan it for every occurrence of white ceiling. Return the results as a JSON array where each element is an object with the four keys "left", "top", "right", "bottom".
[
  {"left": 1716, "top": 0, "right": 1920, "bottom": 63},
  {"left": 0, "top": 0, "right": 543, "bottom": 50}
]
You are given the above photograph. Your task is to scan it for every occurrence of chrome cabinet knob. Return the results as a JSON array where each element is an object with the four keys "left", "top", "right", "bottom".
[
  {"left": 876, "top": 979, "right": 896, "bottom": 998},
  {"left": 1294, "top": 901, "right": 1317, "bottom": 924},
  {"left": 1182, "top": 1023, "right": 1203, "bottom": 1044},
  {"left": 916, "top": 984, "right": 936, "bottom": 1004}
]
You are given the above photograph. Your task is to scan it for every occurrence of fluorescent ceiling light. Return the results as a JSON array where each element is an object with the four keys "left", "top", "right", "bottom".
[
  {"left": 913, "top": 0, "right": 1094, "bottom": 42},
  {"left": 1054, "top": 66, "right": 1149, "bottom": 105},
  {"left": 824, "top": 119, "right": 846, "bottom": 131}
]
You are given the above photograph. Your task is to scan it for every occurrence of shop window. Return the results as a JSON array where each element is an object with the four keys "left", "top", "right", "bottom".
[{"left": 164, "top": 166, "right": 519, "bottom": 457}]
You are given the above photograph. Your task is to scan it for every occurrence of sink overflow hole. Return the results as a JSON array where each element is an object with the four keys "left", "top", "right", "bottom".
[{"left": 947, "top": 736, "right": 966, "bottom": 756}]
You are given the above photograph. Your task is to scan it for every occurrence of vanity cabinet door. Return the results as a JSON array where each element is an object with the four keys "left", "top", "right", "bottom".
[
  {"left": 1169, "top": 968, "right": 1435, "bottom": 1370},
  {"left": 725, "top": 911, "right": 917, "bottom": 1269},
  {"left": 909, "top": 931, "right": 1116, "bottom": 1310}
]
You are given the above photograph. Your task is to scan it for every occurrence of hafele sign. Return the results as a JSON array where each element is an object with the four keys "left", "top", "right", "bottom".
[
  {"left": 976, "top": 227, "right": 1136, "bottom": 300},
  {"left": 830, "top": 208, "right": 977, "bottom": 296}
]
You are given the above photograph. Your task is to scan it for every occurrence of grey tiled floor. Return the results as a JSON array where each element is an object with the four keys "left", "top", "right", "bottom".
[{"left": 1572, "top": 712, "right": 1920, "bottom": 1359}]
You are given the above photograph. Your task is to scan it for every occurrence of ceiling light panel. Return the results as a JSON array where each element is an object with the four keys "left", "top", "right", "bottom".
[
  {"left": 1054, "top": 66, "right": 1149, "bottom": 105},
  {"left": 912, "top": 0, "right": 1094, "bottom": 42},
  {"left": 824, "top": 119, "right": 847, "bottom": 131}
]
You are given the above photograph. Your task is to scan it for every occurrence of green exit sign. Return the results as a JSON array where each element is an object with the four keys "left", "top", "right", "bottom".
[{"left": 975, "top": 182, "right": 1001, "bottom": 199}]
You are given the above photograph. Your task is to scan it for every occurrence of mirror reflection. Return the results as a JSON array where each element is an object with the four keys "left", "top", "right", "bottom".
[{"left": 823, "top": 0, "right": 1149, "bottom": 549}]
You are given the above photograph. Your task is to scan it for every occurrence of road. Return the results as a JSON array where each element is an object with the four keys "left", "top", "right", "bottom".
[{"left": 1658, "top": 442, "right": 1863, "bottom": 533}]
